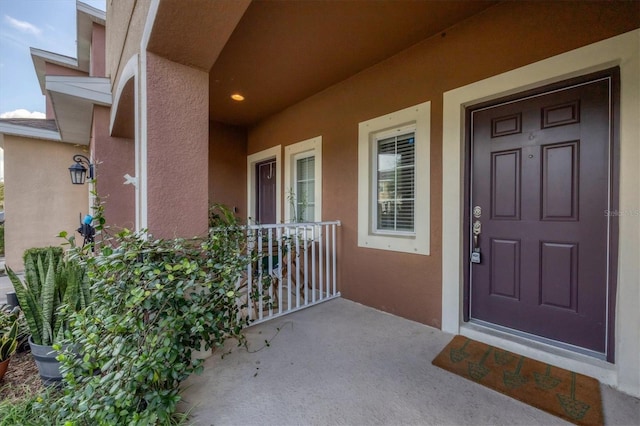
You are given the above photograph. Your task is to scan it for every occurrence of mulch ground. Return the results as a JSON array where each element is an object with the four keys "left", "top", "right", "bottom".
[{"left": 0, "top": 350, "right": 43, "bottom": 402}]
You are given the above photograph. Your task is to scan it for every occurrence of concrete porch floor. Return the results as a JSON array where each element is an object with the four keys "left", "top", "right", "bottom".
[{"left": 181, "top": 298, "right": 639, "bottom": 425}]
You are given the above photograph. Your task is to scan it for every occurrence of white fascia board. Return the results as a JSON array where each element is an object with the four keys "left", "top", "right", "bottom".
[
  {"left": 30, "top": 48, "right": 79, "bottom": 94},
  {"left": 77, "top": 1, "right": 106, "bottom": 24},
  {"left": 30, "top": 48, "right": 77, "bottom": 67},
  {"left": 46, "top": 76, "right": 112, "bottom": 106},
  {"left": 0, "top": 122, "right": 61, "bottom": 142}
]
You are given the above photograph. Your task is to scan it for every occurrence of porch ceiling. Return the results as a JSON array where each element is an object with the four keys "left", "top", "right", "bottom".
[{"left": 208, "top": 0, "right": 497, "bottom": 126}]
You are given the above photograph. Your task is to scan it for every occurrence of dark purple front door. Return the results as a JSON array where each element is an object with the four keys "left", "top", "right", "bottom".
[
  {"left": 256, "top": 159, "right": 276, "bottom": 224},
  {"left": 469, "top": 74, "right": 615, "bottom": 355}
]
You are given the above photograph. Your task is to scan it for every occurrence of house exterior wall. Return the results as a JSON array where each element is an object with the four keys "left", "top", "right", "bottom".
[
  {"left": 91, "top": 23, "right": 106, "bottom": 77},
  {"left": 145, "top": 52, "right": 209, "bottom": 239},
  {"left": 208, "top": 121, "right": 247, "bottom": 217},
  {"left": 247, "top": 0, "right": 639, "bottom": 327},
  {"left": 92, "top": 106, "right": 136, "bottom": 232},
  {"left": 3, "top": 135, "right": 88, "bottom": 271}
]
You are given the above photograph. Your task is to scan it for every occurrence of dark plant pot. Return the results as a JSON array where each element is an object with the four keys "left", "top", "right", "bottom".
[
  {"left": 6, "top": 292, "right": 19, "bottom": 308},
  {"left": 29, "top": 336, "right": 63, "bottom": 387},
  {"left": 0, "top": 358, "right": 10, "bottom": 381}
]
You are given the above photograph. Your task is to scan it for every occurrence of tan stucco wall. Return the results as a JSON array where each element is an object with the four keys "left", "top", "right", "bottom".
[
  {"left": 247, "top": 0, "right": 639, "bottom": 327},
  {"left": 209, "top": 121, "right": 247, "bottom": 217},
  {"left": 3, "top": 136, "right": 88, "bottom": 271},
  {"left": 92, "top": 106, "right": 135, "bottom": 232}
]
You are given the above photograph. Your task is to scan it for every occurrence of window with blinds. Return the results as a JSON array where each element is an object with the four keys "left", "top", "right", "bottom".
[
  {"left": 375, "top": 131, "right": 415, "bottom": 233},
  {"left": 295, "top": 154, "right": 315, "bottom": 222},
  {"left": 358, "top": 101, "right": 429, "bottom": 254}
]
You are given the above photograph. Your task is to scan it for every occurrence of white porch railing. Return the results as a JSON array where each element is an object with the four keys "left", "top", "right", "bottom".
[{"left": 237, "top": 221, "right": 341, "bottom": 325}]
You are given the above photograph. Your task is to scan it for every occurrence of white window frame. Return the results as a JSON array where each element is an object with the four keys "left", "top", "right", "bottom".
[
  {"left": 284, "top": 136, "right": 322, "bottom": 223},
  {"left": 372, "top": 124, "right": 417, "bottom": 236},
  {"left": 247, "top": 145, "right": 281, "bottom": 224},
  {"left": 358, "top": 101, "right": 430, "bottom": 255}
]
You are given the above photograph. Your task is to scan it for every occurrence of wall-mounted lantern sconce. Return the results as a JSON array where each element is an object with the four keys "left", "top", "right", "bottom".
[{"left": 69, "top": 154, "right": 94, "bottom": 185}]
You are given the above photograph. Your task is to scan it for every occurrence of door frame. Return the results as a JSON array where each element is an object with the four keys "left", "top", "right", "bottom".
[
  {"left": 462, "top": 69, "right": 619, "bottom": 360},
  {"left": 442, "top": 30, "right": 639, "bottom": 392},
  {"left": 247, "top": 145, "right": 281, "bottom": 224}
]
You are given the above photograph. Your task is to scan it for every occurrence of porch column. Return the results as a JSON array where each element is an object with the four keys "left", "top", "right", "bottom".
[{"left": 144, "top": 52, "right": 209, "bottom": 238}]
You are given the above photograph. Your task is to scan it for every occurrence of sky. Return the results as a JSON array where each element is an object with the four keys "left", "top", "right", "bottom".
[
  {"left": 0, "top": 0, "right": 106, "bottom": 118},
  {"left": 0, "top": 0, "right": 105, "bottom": 181}
]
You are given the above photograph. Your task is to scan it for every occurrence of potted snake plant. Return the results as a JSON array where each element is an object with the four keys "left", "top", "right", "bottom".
[
  {"left": 6, "top": 247, "right": 90, "bottom": 385},
  {"left": 0, "top": 320, "right": 18, "bottom": 380}
]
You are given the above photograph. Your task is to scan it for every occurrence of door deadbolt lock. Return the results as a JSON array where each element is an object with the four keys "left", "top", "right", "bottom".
[{"left": 473, "top": 205, "right": 482, "bottom": 218}]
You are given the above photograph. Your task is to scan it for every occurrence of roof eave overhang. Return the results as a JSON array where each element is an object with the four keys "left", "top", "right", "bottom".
[
  {"left": 0, "top": 122, "right": 61, "bottom": 145},
  {"left": 30, "top": 48, "right": 79, "bottom": 95},
  {"left": 46, "top": 75, "right": 111, "bottom": 145},
  {"left": 30, "top": 2, "right": 105, "bottom": 94}
]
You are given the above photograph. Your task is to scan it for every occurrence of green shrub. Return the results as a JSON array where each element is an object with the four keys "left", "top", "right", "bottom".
[
  {"left": 0, "top": 224, "right": 4, "bottom": 257},
  {"left": 49, "top": 205, "right": 261, "bottom": 424}
]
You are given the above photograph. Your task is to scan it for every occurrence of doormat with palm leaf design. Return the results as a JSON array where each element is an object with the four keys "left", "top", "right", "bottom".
[{"left": 432, "top": 335, "right": 603, "bottom": 426}]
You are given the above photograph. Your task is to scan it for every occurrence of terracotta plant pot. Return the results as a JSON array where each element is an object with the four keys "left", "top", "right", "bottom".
[{"left": 0, "top": 358, "right": 10, "bottom": 381}]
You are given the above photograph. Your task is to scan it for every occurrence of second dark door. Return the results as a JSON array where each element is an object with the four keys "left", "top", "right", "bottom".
[{"left": 256, "top": 159, "right": 276, "bottom": 224}]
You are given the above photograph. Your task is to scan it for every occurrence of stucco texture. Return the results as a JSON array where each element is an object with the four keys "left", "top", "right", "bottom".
[
  {"left": 3, "top": 136, "right": 88, "bottom": 271},
  {"left": 92, "top": 106, "right": 135, "bottom": 232},
  {"left": 90, "top": 23, "right": 106, "bottom": 77},
  {"left": 146, "top": 52, "right": 209, "bottom": 239},
  {"left": 208, "top": 122, "right": 247, "bottom": 217},
  {"left": 247, "top": 1, "right": 640, "bottom": 327}
]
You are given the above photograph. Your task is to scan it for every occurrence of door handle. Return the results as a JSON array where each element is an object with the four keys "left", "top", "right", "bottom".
[{"left": 471, "top": 219, "right": 482, "bottom": 264}]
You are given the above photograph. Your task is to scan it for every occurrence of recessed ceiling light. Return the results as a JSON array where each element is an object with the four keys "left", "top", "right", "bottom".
[{"left": 231, "top": 93, "right": 245, "bottom": 101}]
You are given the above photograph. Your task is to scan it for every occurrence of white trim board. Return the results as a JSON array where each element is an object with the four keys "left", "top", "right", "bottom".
[
  {"left": 284, "top": 136, "right": 322, "bottom": 223},
  {"left": 442, "top": 29, "right": 640, "bottom": 397},
  {"left": 136, "top": 0, "right": 161, "bottom": 233},
  {"left": 357, "top": 101, "right": 431, "bottom": 255},
  {"left": 46, "top": 76, "right": 112, "bottom": 106}
]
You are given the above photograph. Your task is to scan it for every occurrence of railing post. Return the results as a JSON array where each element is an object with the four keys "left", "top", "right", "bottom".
[
  {"left": 311, "top": 225, "right": 317, "bottom": 303},
  {"left": 267, "top": 228, "right": 274, "bottom": 317},
  {"left": 277, "top": 227, "right": 283, "bottom": 314},
  {"left": 332, "top": 223, "right": 337, "bottom": 296},
  {"left": 246, "top": 228, "right": 254, "bottom": 321},
  {"left": 318, "top": 225, "right": 324, "bottom": 301},
  {"left": 325, "top": 223, "right": 330, "bottom": 298},
  {"left": 295, "top": 225, "right": 300, "bottom": 308}
]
